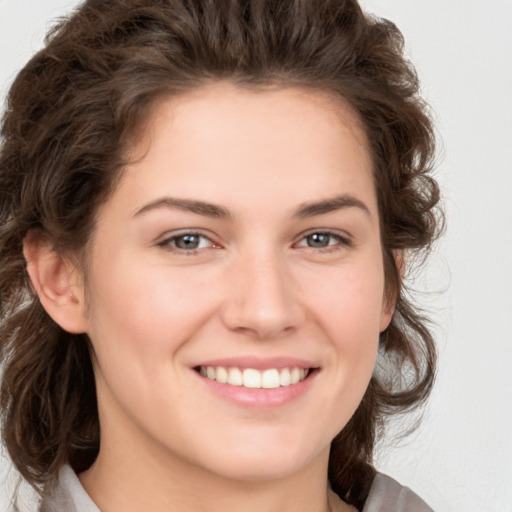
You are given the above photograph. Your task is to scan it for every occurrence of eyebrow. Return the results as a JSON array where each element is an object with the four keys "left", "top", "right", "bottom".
[
  {"left": 133, "top": 197, "right": 231, "bottom": 219},
  {"left": 294, "top": 194, "right": 371, "bottom": 218},
  {"left": 133, "top": 194, "right": 370, "bottom": 220}
]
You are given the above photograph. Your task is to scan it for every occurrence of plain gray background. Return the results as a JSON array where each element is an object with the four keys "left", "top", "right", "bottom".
[{"left": 1, "top": 1, "right": 511, "bottom": 511}]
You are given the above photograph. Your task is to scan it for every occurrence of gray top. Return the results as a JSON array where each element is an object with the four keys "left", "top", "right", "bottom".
[{"left": 38, "top": 465, "right": 434, "bottom": 512}]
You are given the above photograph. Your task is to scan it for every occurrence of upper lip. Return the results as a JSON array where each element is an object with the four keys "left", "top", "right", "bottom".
[{"left": 193, "top": 356, "right": 319, "bottom": 370}]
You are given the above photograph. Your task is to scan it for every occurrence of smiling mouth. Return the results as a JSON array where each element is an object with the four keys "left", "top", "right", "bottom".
[{"left": 195, "top": 366, "right": 314, "bottom": 389}]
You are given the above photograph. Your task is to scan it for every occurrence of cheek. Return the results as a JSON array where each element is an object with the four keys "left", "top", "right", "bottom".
[
  {"left": 306, "top": 262, "right": 385, "bottom": 379},
  {"left": 312, "top": 262, "right": 386, "bottom": 335},
  {"left": 83, "top": 257, "right": 223, "bottom": 432},
  {"left": 85, "top": 252, "right": 216, "bottom": 374}
]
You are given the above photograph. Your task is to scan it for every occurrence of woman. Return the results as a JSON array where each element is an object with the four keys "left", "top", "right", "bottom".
[{"left": 0, "top": 1, "right": 442, "bottom": 511}]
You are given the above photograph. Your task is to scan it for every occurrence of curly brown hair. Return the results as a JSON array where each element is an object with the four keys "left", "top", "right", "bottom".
[{"left": 0, "top": 0, "right": 442, "bottom": 509}]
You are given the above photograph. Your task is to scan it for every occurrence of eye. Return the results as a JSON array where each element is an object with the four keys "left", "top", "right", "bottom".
[
  {"left": 295, "top": 231, "right": 350, "bottom": 249},
  {"left": 158, "top": 233, "right": 214, "bottom": 251}
]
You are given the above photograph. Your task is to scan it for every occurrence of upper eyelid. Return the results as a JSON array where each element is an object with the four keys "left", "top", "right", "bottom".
[
  {"left": 157, "top": 229, "right": 214, "bottom": 242},
  {"left": 294, "top": 228, "right": 353, "bottom": 243},
  {"left": 154, "top": 228, "right": 353, "bottom": 247},
  {"left": 156, "top": 232, "right": 218, "bottom": 252}
]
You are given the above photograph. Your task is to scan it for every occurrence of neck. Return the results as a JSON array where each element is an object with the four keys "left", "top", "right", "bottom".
[
  {"left": 79, "top": 387, "right": 355, "bottom": 512},
  {"left": 79, "top": 430, "right": 349, "bottom": 512}
]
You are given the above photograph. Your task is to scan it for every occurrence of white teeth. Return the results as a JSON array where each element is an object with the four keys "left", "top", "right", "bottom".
[
  {"left": 261, "top": 369, "right": 280, "bottom": 389},
  {"left": 243, "top": 368, "right": 261, "bottom": 388},
  {"left": 228, "top": 367, "right": 243, "bottom": 386},
  {"left": 216, "top": 366, "right": 228, "bottom": 384},
  {"left": 199, "top": 365, "right": 311, "bottom": 388},
  {"left": 279, "top": 368, "right": 291, "bottom": 387}
]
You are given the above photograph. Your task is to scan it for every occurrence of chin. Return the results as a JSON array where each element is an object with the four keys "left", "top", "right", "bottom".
[
  {"left": 195, "top": 437, "right": 328, "bottom": 483},
  {"left": 211, "top": 458, "right": 309, "bottom": 483}
]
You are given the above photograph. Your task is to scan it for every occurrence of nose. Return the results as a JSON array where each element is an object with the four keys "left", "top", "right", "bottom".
[{"left": 220, "top": 250, "right": 305, "bottom": 340}]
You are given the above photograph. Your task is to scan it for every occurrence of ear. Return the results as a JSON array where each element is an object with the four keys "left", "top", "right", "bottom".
[
  {"left": 379, "top": 250, "right": 404, "bottom": 332},
  {"left": 23, "top": 231, "right": 87, "bottom": 334}
]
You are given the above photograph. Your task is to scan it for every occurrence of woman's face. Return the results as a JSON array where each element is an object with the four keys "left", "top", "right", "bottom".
[{"left": 80, "top": 83, "right": 393, "bottom": 482}]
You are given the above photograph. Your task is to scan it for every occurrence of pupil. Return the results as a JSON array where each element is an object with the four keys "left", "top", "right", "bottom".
[
  {"left": 176, "top": 235, "right": 199, "bottom": 249},
  {"left": 308, "top": 233, "right": 329, "bottom": 247}
]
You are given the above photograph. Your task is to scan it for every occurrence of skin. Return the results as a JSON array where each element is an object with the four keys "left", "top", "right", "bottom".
[{"left": 26, "top": 82, "right": 394, "bottom": 512}]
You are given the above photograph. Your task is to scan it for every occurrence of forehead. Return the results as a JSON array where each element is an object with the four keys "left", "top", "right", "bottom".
[
  {"left": 111, "top": 82, "right": 376, "bottom": 220},
  {"left": 129, "top": 81, "right": 370, "bottom": 162}
]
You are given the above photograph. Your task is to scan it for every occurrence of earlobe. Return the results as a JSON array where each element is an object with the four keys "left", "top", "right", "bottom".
[
  {"left": 379, "top": 250, "right": 404, "bottom": 332},
  {"left": 379, "top": 304, "right": 394, "bottom": 333},
  {"left": 23, "top": 231, "right": 87, "bottom": 334},
  {"left": 395, "top": 250, "right": 405, "bottom": 281}
]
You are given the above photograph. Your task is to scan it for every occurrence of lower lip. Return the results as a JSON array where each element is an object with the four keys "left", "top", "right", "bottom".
[{"left": 195, "top": 370, "right": 317, "bottom": 409}]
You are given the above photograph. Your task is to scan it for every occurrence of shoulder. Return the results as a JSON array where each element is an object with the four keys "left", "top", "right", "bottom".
[
  {"left": 40, "top": 465, "right": 432, "bottom": 512},
  {"left": 363, "top": 473, "right": 434, "bottom": 512},
  {"left": 39, "top": 465, "right": 99, "bottom": 512}
]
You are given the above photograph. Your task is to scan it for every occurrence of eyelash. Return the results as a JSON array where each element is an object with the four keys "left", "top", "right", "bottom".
[
  {"left": 156, "top": 229, "right": 352, "bottom": 255},
  {"left": 157, "top": 231, "right": 215, "bottom": 255},
  {"left": 294, "top": 230, "right": 353, "bottom": 252}
]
